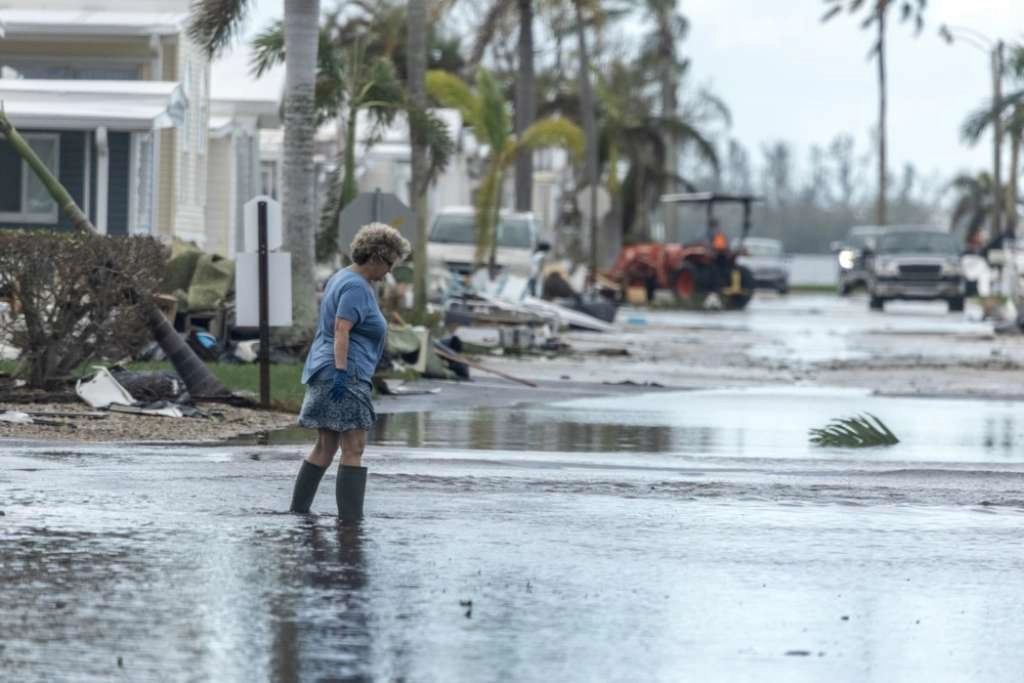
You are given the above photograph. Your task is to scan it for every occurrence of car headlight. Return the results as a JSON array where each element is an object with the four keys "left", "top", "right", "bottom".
[
  {"left": 876, "top": 259, "right": 899, "bottom": 276},
  {"left": 838, "top": 250, "right": 855, "bottom": 269},
  {"left": 941, "top": 261, "right": 961, "bottom": 276}
]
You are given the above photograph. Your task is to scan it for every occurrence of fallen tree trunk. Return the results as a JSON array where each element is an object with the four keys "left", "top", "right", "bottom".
[{"left": 0, "top": 109, "right": 231, "bottom": 398}]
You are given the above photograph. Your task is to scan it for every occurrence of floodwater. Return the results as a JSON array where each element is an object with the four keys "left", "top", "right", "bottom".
[
  {"left": 4, "top": 297, "right": 1024, "bottom": 681},
  {"left": 5, "top": 380, "right": 1024, "bottom": 681}
]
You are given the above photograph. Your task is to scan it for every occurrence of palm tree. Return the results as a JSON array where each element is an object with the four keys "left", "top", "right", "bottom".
[
  {"left": 960, "top": 45, "right": 1024, "bottom": 236},
  {"left": 572, "top": 0, "right": 600, "bottom": 274},
  {"left": 949, "top": 171, "right": 1002, "bottom": 248},
  {"left": 467, "top": 0, "right": 539, "bottom": 214},
  {"left": 634, "top": 1, "right": 690, "bottom": 206},
  {"left": 250, "top": 21, "right": 405, "bottom": 260},
  {"left": 426, "top": 69, "right": 584, "bottom": 270},
  {"left": 190, "top": 0, "right": 321, "bottom": 340},
  {"left": 407, "top": 0, "right": 430, "bottom": 315},
  {"left": 596, "top": 60, "right": 719, "bottom": 241},
  {"left": 821, "top": 0, "right": 928, "bottom": 227}
]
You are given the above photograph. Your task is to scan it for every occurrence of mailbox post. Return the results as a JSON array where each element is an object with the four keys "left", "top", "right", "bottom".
[{"left": 237, "top": 195, "right": 292, "bottom": 407}]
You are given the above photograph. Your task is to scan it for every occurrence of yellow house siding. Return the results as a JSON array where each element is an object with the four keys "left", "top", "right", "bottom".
[
  {"left": 157, "top": 129, "right": 176, "bottom": 239},
  {"left": 205, "top": 136, "right": 234, "bottom": 257}
]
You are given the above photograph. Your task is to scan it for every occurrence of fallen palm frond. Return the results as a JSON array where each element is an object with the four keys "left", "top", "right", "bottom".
[{"left": 809, "top": 413, "right": 899, "bottom": 448}]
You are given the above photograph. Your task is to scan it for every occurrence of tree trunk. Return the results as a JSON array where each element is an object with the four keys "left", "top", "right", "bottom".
[
  {"left": 407, "top": 0, "right": 430, "bottom": 315},
  {"left": 876, "top": 9, "right": 888, "bottom": 226},
  {"left": 993, "top": 42, "right": 1005, "bottom": 239},
  {"left": 514, "top": 0, "right": 536, "bottom": 213},
  {"left": 341, "top": 108, "right": 359, "bottom": 212},
  {"left": 1008, "top": 125, "right": 1020, "bottom": 236},
  {"left": 281, "top": 0, "right": 320, "bottom": 342},
  {"left": 574, "top": 1, "right": 599, "bottom": 275},
  {"left": 0, "top": 110, "right": 230, "bottom": 397},
  {"left": 658, "top": 7, "right": 679, "bottom": 239}
]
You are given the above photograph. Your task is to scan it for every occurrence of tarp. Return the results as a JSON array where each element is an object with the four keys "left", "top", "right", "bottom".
[{"left": 186, "top": 254, "right": 235, "bottom": 314}]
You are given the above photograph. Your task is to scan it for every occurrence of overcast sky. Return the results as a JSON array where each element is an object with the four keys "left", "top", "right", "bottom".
[{"left": 211, "top": 0, "right": 1024, "bottom": 180}]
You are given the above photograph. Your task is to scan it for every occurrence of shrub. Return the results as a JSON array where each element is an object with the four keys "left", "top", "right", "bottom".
[{"left": 0, "top": 230, "right": 167, "bottom": 388}]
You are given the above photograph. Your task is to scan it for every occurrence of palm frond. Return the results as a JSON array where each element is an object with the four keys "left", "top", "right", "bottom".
[
  {"left": 512, "top": 117, "right": 585, "bottom": 163},
  {"left": 426, "top": 70, "right": 478, "bottom": 128},
  {"left": 421, "top": 109, "right": 456, "bottom": 188},
  {"left": 960, "top": 103, "right": 994, "bottom": 145},
  {"left": 474, "top": 68, "right": 512, "bottom": 152},
  {"left": 189, "top": 0, "right": 251, "bottom": 57},
  {"left": 809, "top": 413, "right": 899, "bottom": 447},
  {"left": 249, "top": 20, "right": 285, "bottom": 77}
]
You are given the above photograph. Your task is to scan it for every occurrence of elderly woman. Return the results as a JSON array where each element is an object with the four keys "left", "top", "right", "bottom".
[{"left": 289, "top": 222, "right": 410, "bottom": 521}]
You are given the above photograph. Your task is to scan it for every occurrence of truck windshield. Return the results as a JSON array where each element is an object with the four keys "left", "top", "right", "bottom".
[
  {"left": 429, "top": 214, "right": 534, "bottom": 248},
  {"left": 878, "top": 231, "right": 958, "bottom": 254}
]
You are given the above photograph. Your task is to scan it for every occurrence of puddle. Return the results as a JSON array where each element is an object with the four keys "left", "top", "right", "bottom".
[
  {"left": 230, "top": 386, "right": 1024, "bottom": 465},
  {"left": 5, "top": 383, "right": 1024, "bottom": 680}
]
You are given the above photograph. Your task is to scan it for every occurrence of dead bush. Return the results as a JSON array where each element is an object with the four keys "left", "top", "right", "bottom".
[{"left": 0, "top": 230, "right": 167, "bottom": 388}]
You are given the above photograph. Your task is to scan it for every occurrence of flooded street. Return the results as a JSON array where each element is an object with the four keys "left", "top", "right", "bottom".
[{"left": 5, "top": 295, "right": 1024, "bottom": 681}]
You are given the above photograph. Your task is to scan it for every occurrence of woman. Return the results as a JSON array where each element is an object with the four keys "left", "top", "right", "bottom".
[{"left": 289, "top": 222, "right": 410, "bottom": 521}]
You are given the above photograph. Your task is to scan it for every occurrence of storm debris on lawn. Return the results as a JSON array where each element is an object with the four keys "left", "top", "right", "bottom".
[{"left": 75, "top": 366, "right": 207, "bottom": 419}]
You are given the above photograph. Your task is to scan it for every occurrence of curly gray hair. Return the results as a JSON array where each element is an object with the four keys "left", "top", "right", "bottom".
[{"left": 349, "top": 222, "right": 411, "bottom": 266}]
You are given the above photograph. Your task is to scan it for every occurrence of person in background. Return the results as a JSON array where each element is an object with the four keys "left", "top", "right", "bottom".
[{"left": 289, "top": 222, "right": 411, "bottom": 521}]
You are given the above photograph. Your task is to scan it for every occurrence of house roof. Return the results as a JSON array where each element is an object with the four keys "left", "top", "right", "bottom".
[
  {"left": 0, "top": 9, "right": 187, "bottom": 37},
  {"left": 210, "top": 97, "right": 281, "bottom": 136},
  {"left": 0, "top": 79, "right": 185, "bottom": 130}
]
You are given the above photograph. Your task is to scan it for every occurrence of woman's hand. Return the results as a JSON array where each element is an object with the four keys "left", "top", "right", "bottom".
[{"left": 330, "top": 368, "right": 349, "bottom": 401}]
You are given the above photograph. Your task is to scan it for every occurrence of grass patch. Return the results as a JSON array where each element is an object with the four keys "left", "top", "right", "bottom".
[{"left": 788, "top": 284, "right": 838, "bottom": 294}]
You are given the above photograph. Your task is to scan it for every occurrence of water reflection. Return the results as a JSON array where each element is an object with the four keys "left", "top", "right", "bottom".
[
  {"left": 224, "top": 389, "right": 1024, "bottom": 464},
  {"left": 267, "top": 520, "right": 370, "bottom": 682},
  {"left": 371, "top": 410, "right": 682, "bottom": 454}
]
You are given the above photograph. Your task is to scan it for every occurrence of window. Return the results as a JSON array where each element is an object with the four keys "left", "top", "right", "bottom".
[
  {"left": 0, "top": 133, "right": 60, "bottom": 224},
  {"left": 261, "top": 161, "right": 278, "bottom": 199},
  {"left": 2, "top": 62, "right": 140, "bottom": 80}
]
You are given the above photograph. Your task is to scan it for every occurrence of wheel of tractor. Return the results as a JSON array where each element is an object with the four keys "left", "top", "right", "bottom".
[
  {"left": 724, "top": 265, "right": 755, "bottom": 310},
  {"left": 671, "top": 264, "right": 698, "bottom": 303}
]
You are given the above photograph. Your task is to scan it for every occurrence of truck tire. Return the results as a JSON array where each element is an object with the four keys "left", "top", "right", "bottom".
[
  {"left": 948, "top": 297, "right": 965, "bottom": 312},
  {"left": 869, "top": 295, "right": 885, "bottom": 310},
  {"left": 724, "top": 266, "right": 755, "bottom": 310},
  {"left": 671, "top": 264, "right": 698, "bottom": 303}
]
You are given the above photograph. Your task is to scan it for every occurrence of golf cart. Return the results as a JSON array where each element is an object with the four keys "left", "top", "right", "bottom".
[{"left": 606, "top": 192, "right": 761, "bottom": 310}]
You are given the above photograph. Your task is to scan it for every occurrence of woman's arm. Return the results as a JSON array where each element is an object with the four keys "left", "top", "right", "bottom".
[{"left": 334, "top": 317, "right": 355, "bottom": 369}]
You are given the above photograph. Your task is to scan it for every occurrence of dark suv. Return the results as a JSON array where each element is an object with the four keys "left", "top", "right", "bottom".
[{"left": 865, "top": 229, "right": 965, "bottom": 312}]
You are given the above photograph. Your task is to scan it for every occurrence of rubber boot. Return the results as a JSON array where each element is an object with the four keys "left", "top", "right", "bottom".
[
  {"left": 289, "top": 460, "right": 327, "bottom": 513},
  {"left": 336, "top": 465, "right": 367, "bottom": 522}
]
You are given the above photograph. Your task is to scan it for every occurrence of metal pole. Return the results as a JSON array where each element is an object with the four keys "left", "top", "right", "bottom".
[
  {"left": 258, "top": 200, "right": 271, "bottom": 408},
  {"left": 372, "top": 187, "right": 381, "bottom": 223}
]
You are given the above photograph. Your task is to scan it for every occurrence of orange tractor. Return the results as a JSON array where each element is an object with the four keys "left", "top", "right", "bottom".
[{"left": 606, "top": 192, "right": 761, "bottom": 310}]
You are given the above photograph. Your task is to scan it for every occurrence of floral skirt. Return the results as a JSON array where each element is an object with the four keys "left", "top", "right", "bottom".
[{"left": 297, "top": 379, "right": 376, "bottom": 433}]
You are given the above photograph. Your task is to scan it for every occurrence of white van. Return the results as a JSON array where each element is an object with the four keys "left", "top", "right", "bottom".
[{"left": 427, "top": 206, "right": 544, "bottom": 293}]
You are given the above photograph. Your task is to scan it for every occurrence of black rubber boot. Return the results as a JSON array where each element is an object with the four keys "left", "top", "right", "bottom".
[
  {"left": 336, "top": 465, "right": 367, "bottom": 522},
  {"left": 289, "top": 460, "right": 327, "bottom": 513}
]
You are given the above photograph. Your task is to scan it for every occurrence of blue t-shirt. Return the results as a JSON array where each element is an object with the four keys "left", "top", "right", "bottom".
[{"left": 300, "top": 268, "right": 388, "bottom": 384}]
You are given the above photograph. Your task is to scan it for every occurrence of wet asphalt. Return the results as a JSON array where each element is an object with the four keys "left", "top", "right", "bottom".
[{"left": 4, "top": 295, "right": 1024, "bottom": 682}]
